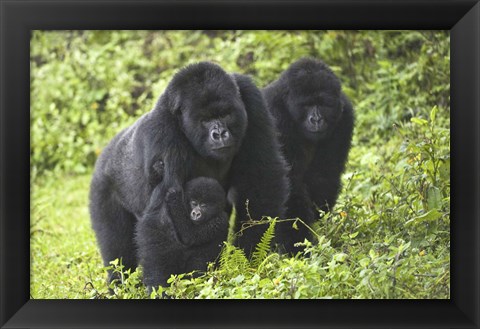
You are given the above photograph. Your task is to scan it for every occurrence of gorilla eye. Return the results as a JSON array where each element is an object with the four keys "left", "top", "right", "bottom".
[{"left": 190, "top": 201, "right": 198, "bottom": 208}]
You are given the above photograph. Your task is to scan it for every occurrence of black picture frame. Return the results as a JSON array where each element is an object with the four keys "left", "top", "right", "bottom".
[{"left": 1, "top": 1, "right": 479, "bottom": 328}]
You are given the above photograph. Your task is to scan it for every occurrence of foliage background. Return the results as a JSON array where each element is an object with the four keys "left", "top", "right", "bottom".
[{"left": 30, "top": 30, "right": 450, "bottom": 299}]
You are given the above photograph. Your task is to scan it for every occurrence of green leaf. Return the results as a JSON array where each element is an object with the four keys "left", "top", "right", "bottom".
[
  {"left": 227, "top": 206, "right": 237, "bottom": 245},
  {"left": 439, "top": 158, "right": 450, "bottom": 180},
  {"left": 219, "top": 242, "right": 249, "bottom": 274},
  {"left": 333, "top": 253, "right": 348, "bottom": 262},
  {"left": 359, "top": 258, "right": 370, "bottom": 268},
  {"left": 405, "top": 209, "right": 442, "bottom": 226},
  {"left": 231, "top": 275, "right": 245, "bottom": 284},
  {"left": 430, "top": 106, "right": 437, "bottom": 122},
  {"left": 427, "top": 186, "right": 442, "bottom": 210},
  {"left": 411, "top": 117, "right": 428, "bottom": 126},
  {"left": 251, "top": 219, "right": 276, "bottom": 269},
  {"left": 292, "top": 220, "right": 299, "bottom": 231}
]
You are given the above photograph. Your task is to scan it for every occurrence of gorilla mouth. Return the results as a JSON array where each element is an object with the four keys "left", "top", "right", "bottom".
[
  {"left": 191, "top": 217, "right": 205, "bottom": 224},
  {"left": 212, "top": 146, "right": 232, "bottom": 152},
  {"left": 305, "top": 118, "right": 328, "bottom": 134},
  {"left": 305, "top": 125, "right": 328, "bottom": 140},
  {"left": 209, "top": 145, "right": 235, "bottom": 161},
  {"left": 306, "top": 125, "right": 327, "bottom": 134},
  {"left": 307, "top": 126, "right": 323, "bottom": 133}
]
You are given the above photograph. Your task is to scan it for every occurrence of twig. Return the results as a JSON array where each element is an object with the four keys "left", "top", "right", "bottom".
[
  {"left": 413, "top": 273, "right": 438, "bottom": 278},
  {"left": 235, "top": 217, "right": 321, "bottom": 240},
  {"left": 391, "top": 252, "right": 400, "bottom": 299}
]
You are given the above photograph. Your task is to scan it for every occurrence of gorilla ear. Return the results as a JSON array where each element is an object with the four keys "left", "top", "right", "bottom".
[
  {"left": 230, "top": 73, "right": 263, "bottom": 111},
  {"left": 161, "top": 89, "right": 182, "bottom": 115},
  {"left": 229, "top": 73, "right": 242, "bottom": 98}
]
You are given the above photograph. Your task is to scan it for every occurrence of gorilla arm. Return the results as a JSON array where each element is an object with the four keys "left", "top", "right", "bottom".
[
  {"left": 229, "top": 74, "right": 290, "bottom": 252},
  {"left": 96, "top": 107, "right": 190, "bottom": 220},
  {"left": 135, "top": 184, "right": 187, "bottom": 288},
  {"left": 163, "top": 188, "right": 197, "bottom": 246},
  {"left": 306, "top": 93, "right": 354, "bottom": 212},
  {"left": 142, "top": 109, "right": 192, "bottom": 202}
]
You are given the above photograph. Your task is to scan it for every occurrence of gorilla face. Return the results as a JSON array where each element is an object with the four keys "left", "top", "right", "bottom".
[
  {"left": 288, "top": 92, "right": 343, "bottom": 142},
  {"left": 188, "top": 200, "right": 213, "bottom": 223},
  {"left": 181, "top": 99, "right": 247, "bottom": 161},
  {"left": 284, "top": 59, "right": 344, "bottom": 142},
  {"left": 167, "top": 63, "right": 248, "bottom": 162},
  {"left": 185, "top": 177, "right": 226, "bottom": 225}
]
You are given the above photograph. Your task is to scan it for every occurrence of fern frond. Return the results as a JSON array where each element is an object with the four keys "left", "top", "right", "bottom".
[
  {"left": 256, "top": 252, "right": 280, "bottom": 274},
  {"left": 219, "top": 242, "right": 249, "bottom": 274},
  {"left": 251, "top": 219, "right": 276, "bottom": 269}
]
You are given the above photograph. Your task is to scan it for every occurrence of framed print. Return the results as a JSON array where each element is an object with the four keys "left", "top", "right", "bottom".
[{"left": 1, "top": 0, "right": 479, "bottom": 328}]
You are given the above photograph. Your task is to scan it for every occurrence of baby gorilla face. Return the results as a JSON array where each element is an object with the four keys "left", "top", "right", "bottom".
[
  {"left": 189, "top": 200, "right": 210, "bottom": 223},
  {"left": 185, "top": 177, "right": 227, "bottom": 225}
]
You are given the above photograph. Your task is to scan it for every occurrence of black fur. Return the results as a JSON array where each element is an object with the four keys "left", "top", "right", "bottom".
[
  {"left": 89, "top": 62, "right": 289, "bottom": 285},
  {"left": 136, "top": 177, "right": 228, "bottom": 288},
  {"left": 263, "top": 58, "right": 354, "bottom": 254}
]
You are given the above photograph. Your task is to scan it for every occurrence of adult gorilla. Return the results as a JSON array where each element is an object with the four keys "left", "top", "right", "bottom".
[
  {"left": 263, "top": 58, "right": 354, "bottom": 254},
  {"left": 89, "top": 62, "right": 289, "bottom": 284}
]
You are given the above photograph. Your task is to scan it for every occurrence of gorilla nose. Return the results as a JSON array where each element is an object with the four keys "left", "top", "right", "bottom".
[
  {"left": 309, "top": 114, "right": 323, "bottom": 125},
  {"left": 211, "top": 128, "right": 230, "bottom": 143},
  {"left": 191, "top": 209, "right": 202, "bottom": 221}
]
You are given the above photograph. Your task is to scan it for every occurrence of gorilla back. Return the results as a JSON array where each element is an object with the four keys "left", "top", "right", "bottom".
[{"left": 89, "top": 62, "right": 289, "bottom": 281}]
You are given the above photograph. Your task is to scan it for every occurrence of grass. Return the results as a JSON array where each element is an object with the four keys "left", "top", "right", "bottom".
[{"left": 31, "top": 173, "right": 106, "bottom": 299}]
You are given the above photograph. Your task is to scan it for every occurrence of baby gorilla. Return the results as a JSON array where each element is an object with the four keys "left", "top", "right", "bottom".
[
  {"left": 263, "top": 58, "right": 354, "bottom": 254},
  {"left": 136, "top": 177, "right": 228, "bottom": 288}
]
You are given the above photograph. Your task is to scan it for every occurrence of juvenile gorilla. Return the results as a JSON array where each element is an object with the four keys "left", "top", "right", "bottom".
[
  {"left": 136, "top": 177, "right": 228, "bottom": 287},
  {"left": 263, "top": 58, "right": 354, "bottom": 253},
  {"left": 90, "top": 62, "right": 289, "bottom": 285}
]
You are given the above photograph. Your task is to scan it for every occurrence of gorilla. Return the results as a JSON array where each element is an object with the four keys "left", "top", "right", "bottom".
[
  {"left": 89, "top": 62, "right": 289, "bottom": 285},
  {"left": 262, "top": 58, "right": 354, "bottom": 254},
  {"left": 136, "top": 177, "right": 228, "bottom": 288}
]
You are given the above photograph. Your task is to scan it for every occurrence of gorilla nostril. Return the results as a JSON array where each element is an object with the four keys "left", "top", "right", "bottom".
[
  {"left": 221, "top": 130, "right": 229, "bottom": 140},
  {"left": 211, "top": 130, "right": 221, "bottom": 141}
]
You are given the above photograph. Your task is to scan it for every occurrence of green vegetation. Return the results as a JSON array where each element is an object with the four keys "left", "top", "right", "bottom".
[{"left": 31, "top": 30, "right": 450, "bottom": 299}]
